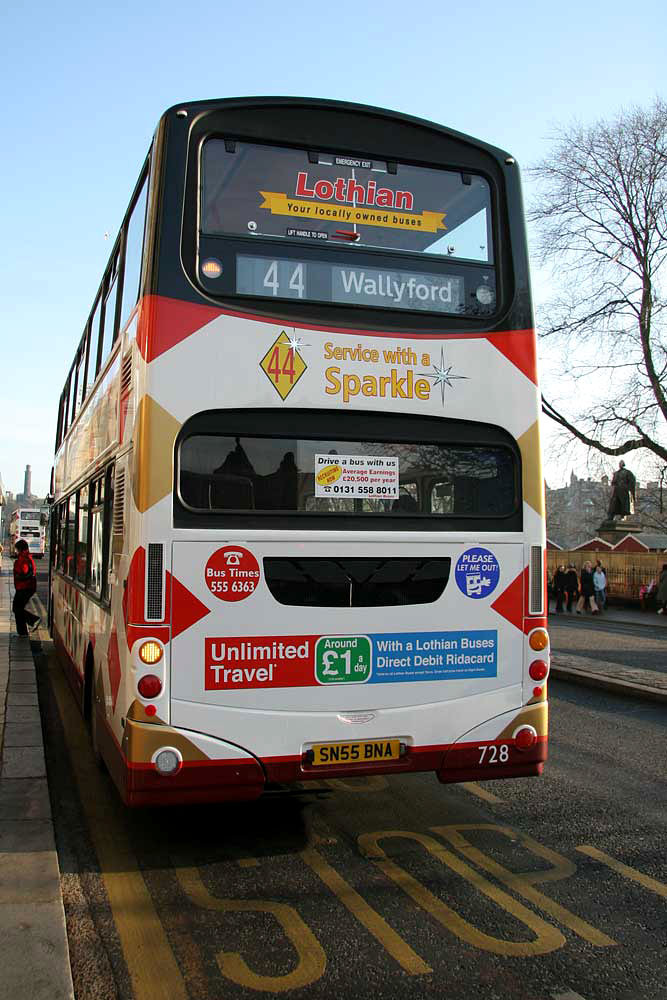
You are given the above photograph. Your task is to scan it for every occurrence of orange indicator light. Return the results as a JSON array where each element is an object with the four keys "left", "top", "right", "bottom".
[
  {"left": 139, "top": 641, "right": 163, "bottom": 665},
  {"left": 529, "top": 629, "right": 549, "bottom": 651}
]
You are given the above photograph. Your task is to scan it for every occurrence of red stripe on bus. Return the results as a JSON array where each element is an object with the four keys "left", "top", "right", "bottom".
[{"left": 135, "top": 294, "right": 535, "bottom": 376}]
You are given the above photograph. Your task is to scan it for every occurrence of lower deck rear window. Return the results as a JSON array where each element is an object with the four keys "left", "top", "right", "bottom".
[{"left": 177, "top": 414, "right": 518, "bottom": 520}]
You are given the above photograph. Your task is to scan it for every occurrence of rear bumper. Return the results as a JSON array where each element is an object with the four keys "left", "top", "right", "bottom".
[{"left": 108, "top": 700, "right": 548, "bottom": 806}]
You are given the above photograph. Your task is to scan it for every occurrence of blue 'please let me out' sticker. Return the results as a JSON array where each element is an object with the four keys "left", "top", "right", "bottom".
[{"left": 455, "top": 547, "right": 500, "bottom": 599}]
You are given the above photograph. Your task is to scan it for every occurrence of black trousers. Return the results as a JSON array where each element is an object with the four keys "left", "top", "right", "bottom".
[{"left": 13, "top": 589, "right": 38, "bottom": 635}]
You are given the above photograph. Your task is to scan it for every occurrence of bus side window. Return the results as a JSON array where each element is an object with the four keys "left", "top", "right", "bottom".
[
  {"left": 76, "top": 484, "right": 90, "bottom": 586},
  {"left": 89, "top": 295, "right": 102, "bottom": 386},
  {"left": 118, "top": 173, "right": 148, "bottom": 334},
  {"left": 65, "top": 495, "right": 77, "bottom": 578},
  {"left": 73, "top": 345, "right": 85, "bottom": 420},
  {"left": 57, "top": 502, "right": 66, "bottom": 572},
  {"left": 98, "top": 254, "right": 119, "bottom": 375},
  {"left": 66, "top": 369, "right": 76, "bottom": 434},
  {"left": 52, "top": 504, "right": 61, "bottom": 571},
  {"left": 89, "top": 477, "right": 105, "bottom": 598}
]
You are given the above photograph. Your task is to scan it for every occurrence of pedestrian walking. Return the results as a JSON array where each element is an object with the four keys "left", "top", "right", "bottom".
[
  {"left": 12, "top": 539, "right": 40, "bottom": 636},
  {"left": 576, "top": 560, "right": 599, "bottom": 614},
  {"left": 565, "top": 564, "right": 579, "bottom": 612},
  {"left": 593, "top": 563, "right": 607, "bottom": 612},
  {"left": 554, "top": 564, "right": 567, "bottom": 613},
  {"left": 656, "top": 564, "right": 667, "bottom": 614}
]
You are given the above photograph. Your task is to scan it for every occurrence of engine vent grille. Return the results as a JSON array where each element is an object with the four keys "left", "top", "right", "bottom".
[
  {"left": 120, "top": 351, "right": 133, "bottom": 393},
  {"left": 146, "top": 543, "right": 164, "bottom": 620},
  {"left": 263, "top": 557, "right": 451, "bottom": 608},
  {"left": 113, "top": 468, "right": 126, "bottom": 535},
  {"left": 529, "top": 545, "right": 544, "bottom": 615}
]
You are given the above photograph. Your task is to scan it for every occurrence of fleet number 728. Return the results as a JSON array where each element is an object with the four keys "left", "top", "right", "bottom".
[{"left": 478, "top": 744, "right": 509, "bottom": 764}]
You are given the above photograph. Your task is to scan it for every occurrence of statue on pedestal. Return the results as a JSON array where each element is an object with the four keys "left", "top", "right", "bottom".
[{"left": 607, "top": 460, "right": 636, "bottom": 519}]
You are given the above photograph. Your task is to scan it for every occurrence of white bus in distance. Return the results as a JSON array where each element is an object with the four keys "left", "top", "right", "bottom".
[{"left": 10, "top": 508, "right": 46, "bottom": 558}]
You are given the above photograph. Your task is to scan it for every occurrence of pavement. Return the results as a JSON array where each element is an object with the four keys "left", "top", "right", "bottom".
[
  {"left": 0, "top": 559, "right": 664, "bottom": 1000},
  {"left": 0, "top": 557, "right": 74, "bottom": 1000}
]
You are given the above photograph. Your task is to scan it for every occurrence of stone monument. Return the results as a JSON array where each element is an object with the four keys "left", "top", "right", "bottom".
[{"left": 597, "top": 460, "right": 642, "bottom": 544}]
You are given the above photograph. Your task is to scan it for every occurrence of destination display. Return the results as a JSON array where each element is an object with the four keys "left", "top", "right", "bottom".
[{"left": 237, "top": 254, "right": 469, "bottom": 315}]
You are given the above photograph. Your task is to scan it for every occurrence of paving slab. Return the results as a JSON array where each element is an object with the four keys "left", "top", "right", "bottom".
[
  {"left": 2, "top": 746, "right": 47, "bottom": 778},
  {"left": 8, "top": 690, "right": 39, "bottom": 706},
  {"left": 0, "top": 777, "right": 52, "bottom": 819},
  {"left": 0, "top": 818, "right": 56, "bottom": 854},
  {"left": 9, "top": 705, "right": 41, "bottom": 724},
  {"left": 4, "top": 722, "right": 44, "bottom": 746},
  {"left": 9, "top": 675, "right": 38, "bottom": 689},
  {"left": 0, "top": 846, "right": 62, "bottom": 903},
  {"left": 0, "top": 560, "right": 74, "bottom": 999},
  {"left": 0, "top": 901, "right": 75, "bottom": 1000}
]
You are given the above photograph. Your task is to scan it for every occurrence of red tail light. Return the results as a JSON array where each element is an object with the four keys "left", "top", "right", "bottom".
[
  {"left": 138, "top": 674, "right": 162, "bottom": 699},
  {"left": 514, "top": 726, "right": 537, "bottom": 751},
  {"left": 529, "top": 659, "right": 549, "bottom": 681}
]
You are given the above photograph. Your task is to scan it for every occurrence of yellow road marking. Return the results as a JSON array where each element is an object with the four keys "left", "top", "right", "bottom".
[
  {"left": 176, "top": 866, "right": 326, "bottom": 992},
  {"left": 435, "top": 825, "right": 616, "bottom": 947},
  {"left": 576, "top": 846, "right": 667, "bottom": 899},
  {"left": 359, "top": 830, "right": 564, "bottom": 956},
  {"left": 49, "top": 649, "right": 188, "bottom": 1000},
  {"left": 462, "top": 782, "right": 505, "bottom": 804},
  {"left": 301, "top": 844, "right": 431, "bottom": 974}
]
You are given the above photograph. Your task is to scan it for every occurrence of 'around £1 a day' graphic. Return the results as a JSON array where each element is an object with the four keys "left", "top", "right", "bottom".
[{"left": 454, "top": 547, "right": 500, "bottom": 599}]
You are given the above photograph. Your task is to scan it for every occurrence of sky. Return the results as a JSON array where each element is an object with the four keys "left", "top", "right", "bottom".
[{"left": 1, "top": 0, "right": 665, "bottom": 497}]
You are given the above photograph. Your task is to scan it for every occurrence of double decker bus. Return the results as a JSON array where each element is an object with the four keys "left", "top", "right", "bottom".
[
  {"left": 10, "top": 508, "right": 46, "bottom": 558},
  {"left": 50, "top": 98, "right": 548, "bottom": 806}
]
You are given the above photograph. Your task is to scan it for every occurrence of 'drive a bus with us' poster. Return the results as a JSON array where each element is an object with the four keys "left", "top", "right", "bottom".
[{"left": 50, "top": 97, "right": 548, "bottom": 805}]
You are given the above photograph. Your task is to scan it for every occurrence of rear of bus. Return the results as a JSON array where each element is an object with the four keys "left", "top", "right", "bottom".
[
  {"left": 18, "top": 509, "right": 44, "bottom": 558},
  {"left": 118, "top": 98, "right": 548, "bottom": 805}
]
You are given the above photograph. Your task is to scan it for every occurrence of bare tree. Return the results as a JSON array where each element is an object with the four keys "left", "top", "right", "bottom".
[{"left": 530, "top": 99, "right": 667, "bottom": 463}]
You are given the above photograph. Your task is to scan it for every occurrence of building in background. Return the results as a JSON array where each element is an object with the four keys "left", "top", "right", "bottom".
[
  {"left": 546, "top": 470, "right": 667, "bottom": 549},
  {"left": 0, "top": 472, "right": 5, "bottom": 544}
]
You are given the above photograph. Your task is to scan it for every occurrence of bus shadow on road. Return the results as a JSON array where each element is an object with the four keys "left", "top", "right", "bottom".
[{"left": 123, "top": 784, "right": 332, "bottom": 870}]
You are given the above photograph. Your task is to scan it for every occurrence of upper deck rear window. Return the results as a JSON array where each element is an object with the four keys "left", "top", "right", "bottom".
[
  {"left": 199, "top": 140, "right": 497, "bottom": 318},
  {"left": 202, "top": 140, "right": 493, "bottom": 264}
]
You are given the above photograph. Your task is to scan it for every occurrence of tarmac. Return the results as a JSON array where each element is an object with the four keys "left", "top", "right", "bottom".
[
  {"left": 0, "top": 558, "right": 664, "bottom": 1000},
  {"left": 548, "top": 601, "right": 667, "bottom": 703}
]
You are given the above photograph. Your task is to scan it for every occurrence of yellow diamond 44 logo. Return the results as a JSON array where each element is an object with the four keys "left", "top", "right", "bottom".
[{"left": 260, "top": 331, "right": 307, "bottom": 400}]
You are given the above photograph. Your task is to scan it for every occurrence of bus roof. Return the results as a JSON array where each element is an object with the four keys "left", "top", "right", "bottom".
[{"left": 159, "top": 96, "right": 516, "bottom": 167}]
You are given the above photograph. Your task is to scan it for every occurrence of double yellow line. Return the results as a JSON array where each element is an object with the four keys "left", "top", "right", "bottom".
[{"left": 47, "top": 645, "right": 188, "bottom": 999}]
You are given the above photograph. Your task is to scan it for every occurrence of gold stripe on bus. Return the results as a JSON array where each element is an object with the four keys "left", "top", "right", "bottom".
[
  {"left": 517, "top": 419, "right": 545, "bottom": 517},
  {"left": 132, "top": 395, "right": 182, "bottom": 512},
  {"left": 122, "top": 717, "right": 209, "bottom": 763},
  {"left": 497, "top": 702, "right": 548, "bottom": 741}
]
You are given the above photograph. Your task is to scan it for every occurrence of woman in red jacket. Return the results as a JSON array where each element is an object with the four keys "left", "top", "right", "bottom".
[{"left": 13, "top": 539, "right": 40, "bottom": 635}]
